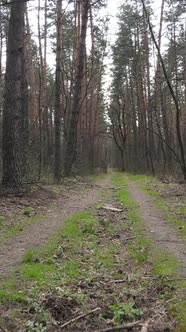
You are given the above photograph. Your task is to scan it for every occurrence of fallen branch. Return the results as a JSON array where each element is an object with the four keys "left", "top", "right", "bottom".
[
  {"left": 102, "top": 205, "right": 123, "bottom": 212},
  {"left": 60, "top": 307, "right": 100, "bottom": 329},
  {"left": 124, "top": 236, "right": 136, "bottom": 241},
  {"left": 94, "top": 320, "right": 142, "bottom": 332},
  {"left": 111, "top": 279, "right": 128, "bottom": 284}
]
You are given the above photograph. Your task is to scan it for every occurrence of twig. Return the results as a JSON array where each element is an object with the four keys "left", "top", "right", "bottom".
[
  {"left": 124, "top": 236, "right": 136, "bottom": 241},
  {"left": 111, "top": 279, "right": 128, "bottom": 284},
  {"left": 167, "top": 277, "right": 186, "bottom": 281},
  {"left": 95, "top": 320, "right": 142, "bottom": 332},
  {"left": 60, "top": 307, "right": 100, "bottom": 329},
  {"left": 156, "top": 239, "right": 182, "bottom": 243}
]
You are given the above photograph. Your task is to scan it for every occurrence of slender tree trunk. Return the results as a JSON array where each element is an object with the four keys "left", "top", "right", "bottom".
[
  {"left": 64, "top": 0, "right": 89, "bottom": 176},
  {"left": 26, "top": 8, "right": 38, "bottom": 137},
  {"left": 54, "top": 0, "right": 63, "bottom": 182},
  {"left": 42, "top": 0, "right": 49, "bottom": 167},
  {"left": 154, "top": 0, "right": 166, "bottom": 173},
  {"left": 20, "top": 27, "right": 29, "bottom": 178},
  {"left": 38, "top": 0, "right": 43, "bottom": 180},
  {"left": 0, "top": 6, "right": 3, "bottom": 172},
  {"left": 88, "top": 5, "right": 95, "bottom": 170},
  {"left": 2, "top": 0, "right": 26, "bottom": 187}
]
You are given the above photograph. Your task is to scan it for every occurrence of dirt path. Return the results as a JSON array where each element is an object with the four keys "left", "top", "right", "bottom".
[
  {"left": 0, "top": 180, "right": 108, "bottom": 279},
  {"left": 1, "top": 176, "right": 186, "bottom": 281},
  {"left": 128, "top": 181, "right": 186, "bottom": 275}
]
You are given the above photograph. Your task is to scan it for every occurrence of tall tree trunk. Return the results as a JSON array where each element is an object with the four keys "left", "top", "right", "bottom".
[
  {"left": 154, "top": 0, "right": 166, "bottom": 172},
  {"left": 0, "top": 6, "right": 3, "bottom": 172},
  {"left": 64, "top": 0, "right": 89, "bottom": 176},
  {"left": 54, "top": 0, "right": 63, "bottom": 182},
  {"left": 143, "top": 9, "right": 155, "bottom": 174},
  {"left": 38, "top": 0, "right": 43, "bottom": 180},
  {"left": 88, "top": 5, "right": 95, "bottom": 170},
  {"left": 42, "top": 0, "right": 49, "bottom": 167},
  {"left": 2, "top": 0, "right": 26, "bottom": 187},
  {"left": 26, "top": 8, "right": 38, "bottom": 137},
  {"left": 20, "top": 27, "right": 29, "bottom": 178}
]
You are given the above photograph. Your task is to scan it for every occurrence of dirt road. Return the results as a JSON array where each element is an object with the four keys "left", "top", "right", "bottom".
[
  {"left": 0, "top": 175, "right": 186, "bottom": 281},
  {"left": 0, "top": 181, "right": 108, "bottom": 278},
  {"left": 128, "top": 181, "right": 186, "bottom": 275}
]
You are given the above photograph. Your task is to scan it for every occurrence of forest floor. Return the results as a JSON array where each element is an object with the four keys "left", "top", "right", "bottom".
[{"left": 0, "top": 173, "right": 185, "bottom": 331}]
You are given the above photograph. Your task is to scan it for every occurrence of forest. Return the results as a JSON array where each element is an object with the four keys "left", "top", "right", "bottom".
[
  {"left": 0, "top": 0, "right": 186, "bottom": 331},
  {"left": 0, "top": 0, "right": 185, "bottom": 187}
]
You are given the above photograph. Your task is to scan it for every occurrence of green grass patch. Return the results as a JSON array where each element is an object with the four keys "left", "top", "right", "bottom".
[
  {"left": 23, "top": 207, "right": 33, "bottom": 216},
  {"left": 152, "top": 251, "right": 178, "bottom": 276},
  {"left": 22, "top": 249, "right": 36, "bottom": 263},
  {"left": 142, "top": 187, "right": 159, "bottom": 196},
  {"left": 0, "top": 279, "right": 27, "bottom": 304},
  {"left": 118, "top": 188, "right": 137, "bottom": 208},
  {"left": 22, "top": 262, "right": 56, "bottom": 283},
  {"left": 126, "top": 173, "right": 153, "bottom": 183},
  {"left": 110, "top": 172, "right": 127, "bottom": 186}
]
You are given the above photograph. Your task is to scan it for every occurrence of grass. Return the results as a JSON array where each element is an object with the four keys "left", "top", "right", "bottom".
[
  {"left": 22, "top": 262, "right": 56, "bottom": 283},
  {"left": 23, "top": 207, "right": 33, "bottom": 216},
  {"left": 0, "top": 279, "right": 27, "bottom": 304},
  {"left": 22, "top": 249, "right": 36, "bottom": 263},
  {"left": 126, "top": 173, "right": 153, "bottom": 183},
  {"left": 152, "top": 251, "right": 178, "bottom": 276},
  {"left": 110, "top": 172, "right": 128, "bottom": 186},
  {"left": 118, "top": 188, "right": 137, "bottom": 208}
]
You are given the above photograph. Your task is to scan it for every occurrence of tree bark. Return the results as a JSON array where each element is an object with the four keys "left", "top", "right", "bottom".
[
  {"left": 64, "top": 0, "right": 89, "bottom": 176},
  {"left": 2, "top": 0, "right": 26, "bottom": 187},
  {"left": 26, "top": 8, "right": 38, "bottom": 137},
  {"left": 54, "top": 0, "right": 63, "bottom": 182}
]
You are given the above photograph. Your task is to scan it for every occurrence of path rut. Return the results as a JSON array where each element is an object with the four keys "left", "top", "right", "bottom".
[
  {"left": 128, "top": 181, "right": 186, "bottom": 275},
  {"left": 0, "top": 181, "right": 107, "bottom": 279}
]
